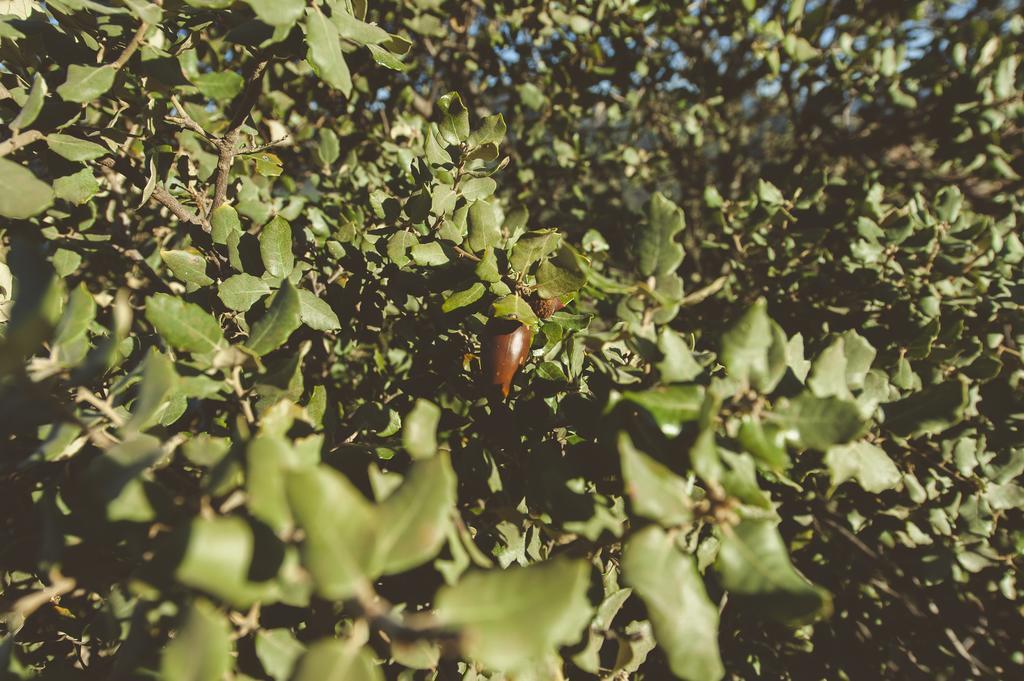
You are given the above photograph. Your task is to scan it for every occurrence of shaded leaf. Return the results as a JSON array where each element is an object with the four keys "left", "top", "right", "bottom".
[
  {"left": 297, "top": 289, "right": 341, "bottom": 331},
  {"left": 145, "top": 293, "right": 225, "bottom": 354},
  {"left": 623, "top": 526, "right": 724, "bottom": 681},
  {"left": 160, "top": 601, "right": 233, "bottom": 681},
  {"left": 57, "top": 64, "right": 116, "bottom": 103},
  {"left": 0, "top": 158, "right": 53, "bottom": 219},
  {"left": 260, "top": 215, "right": 295, "bottom": 280},
  {"left": 219, "top": 273, "right": 271, "bottom": 312},
  {"left": 374, "top": 453, "right": 456, "bottom": 574},
  {"left": 636, "top": 192, "right": 685, "bottom": 277},
  {"left": 402, "top": 398, "right": 440, "bottom": 460},
  {"left": 247, "top": 280, "right": 301, "bottom": 356},
  {"left": 825, "top": 442, "right": 902, "bottom": 493},
  {"left": 289, "top": 639, "right": 382, "bottom": 681},
  {"left": 304, "top": 6, "right": 352, "bottom": 96},
  {"left": 883, "top": 376, "right": 969, "bottom": 438},
  {"left": 716, "top": 519, "right": 831, "bottom": 624},
  {"left": 436, "top": 558, "right": 591, "bottom": 671},
  {"left": 286, "top": 465, "right": 376, "bottom": 599},
  {"left": 619, "top": 432, "right": 692, "bottom": 526}
]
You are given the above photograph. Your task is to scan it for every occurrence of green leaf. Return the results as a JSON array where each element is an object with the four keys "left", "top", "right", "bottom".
[
  {"left": 0, "top": 158, "right": 53, "bottom": 219},
  {"left": 253, "top": 151, "right": 283, "bottom": 177},
  {"left": 254, "top": 629, "right": 305, "bottom": 681},
  {"left": 160, "top": 601, "right": 233, "bottom": 681},
  {"left": 367, "top": 43, "right": 409, "bottom": 71},
  {"left": 410, "top": 241, "right": 449, "bottom": 266},
  {"left": 782, "top": 34, "right": 818, "bottom": 62},
  {"left": 658, "top": 328, "right": 703, "bottom": 382},
  {"left": 84, "top": 434, "right": 161, "bottom": 522},
  {"left": 145, "top": 293, "right": 225, "bottom": 355},
  {"left": 402, "top": 398, "right": 440, "bottom": 459},
  {"left": 244, "top": 0, "right": 304, "bottom": 27},
  {"left": 469, "top": 113, "right": 507, "bottom": 147},
  {"left": 536, "top": 361, "right": 568, "bottom": 381},
  {"left": 9, "top": 72, "right": 47, "bottom": 131},
  {"left": 53, "top": 169, "right": 100, "bottom": 205},
  {"left": 442, "top": 283, "right": 485, "bottom": 312},
  {"left": 210, "top": 204, "right": 242, "bottom": 244},
  {"left": 297, "top": 289, "right": 340, "bottom": 331},
  {"left": 716, "top": 519, "right": 831, "bottom": 624},
  {"left": 466, "top": 199, "right": 501, "bottom": 252},
  {"left": 535, "top": 249, "right": 586, "bottom": 299},
  {"left": 316, "top": 128, "right": 340, "bottom": 167},
  {"left": 623, "top": 527, "right": 724, "bottom": 681},
  {"left": 286, "top": 465, "right": 376, "bottom": 599},
  {"left": 719, "top": 298, "right": 773, "bottom": 388},
  {"left": 387, "top": 231, "right": 416, "bottom": 267},
  {"left": 424, "top": 123, "right": 452, "bottom": 168},
  {"left": 304, "top": 6, "right": 352, "bottom": 96},
  {"left": 773, "top": 393, "right": 864, "bottom": 450},
  {"left": 333, "top": 7, "right": 390, "bottom": 44},
  {"left": 737, "top": 418, "right": 790, "bottom": 471},
  {"left": 619, "top": 432, "right": 692, "bottom": 526},
  {"left": 636, "top": 192, "right": 685, "bottom": 277},
  {"left": 461, "top": 177, "right": 497, "bottom": 202},
  {"left": 52, "top": 248, "right": 82, "bottom": 277},
  {"left": 985, "top": 483, "right": 1024, "bottom": 511},
  {"left": 474, "top": 247, "right": 501, "bottom": 282},
  {"left": 437, "top": 91, "right": 470, "bottom": 145},
  {"left": 54, "top": 283, "right": 95, "bottom": 346},
  {"left": 289, "top": 639, "right": 382, "bottom": 681},
  {"left": 161, "top": 249, "right": 214, "bottom": 290},
  {"left": 807, "top": 337, "right": 851, "bottom": 399},
  {"left": 786, "top": 0, "right": 806, "bottom": 24},
  {"left": 126, "top": 348, "right": 177, "bottom": 432},
  {"left": 621, "top": 385, "right": 704, "bottom": 437},
  {"left": 510, "top": 230, "right": 561, "bottom": 274},
  {"left": 493, "top": 294, "right": 539, "bottom": 327},
  {"left": 183, "top": 0, "right": 233, "bottom": 7},
  {"left": 824, "top": 442, "right": 902, "bottom": 493},
  {"left": 219, "top": 273, "right": 271, "bottom": 312},
  {"left": 841, "top": 330, "right": 876, "bottom": 390},
  {"left": 260, "top": 215, "right": 295, "bottom": 280},
  {"left": 374, "top": 452, "right": 456, "bottom": 574},
  {"left": 123, "top": 0, "right": 163, "bottom": 23},
  {"left": 194, "top": 71, "right": 244, "bottom": 101},
  {"left": 757, "top": 178, "right": 785, "bottom": 207},
  {"left": 247, "top": 434, "right": 299, "bottom": 533},
  {"left": 56, "top": 64, "right": 116, "bottom": 103},
  {"left": 435, "top": 557, "right": 592, "bottom": 671},
  {"left": 882, "top": 376, "right": 969, "bottom": 438},
  {"left": 247, "top": 280, "right": 301, "bottom": 356},
  {"left": 174, "top": 516, "right": 276, "bottom": 608}
]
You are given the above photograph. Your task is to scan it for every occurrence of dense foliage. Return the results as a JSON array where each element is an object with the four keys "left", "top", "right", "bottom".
[{"left": 1, "top": 0, "right": 1023, "bottom": 679}]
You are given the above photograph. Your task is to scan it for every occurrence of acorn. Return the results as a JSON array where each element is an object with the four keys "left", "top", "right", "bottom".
[
  {"left": 533, "top": 295, "right": 566, "bottom": 320},
  {"left": 481, "top": 317, "right": 533, "bottom": 398}
]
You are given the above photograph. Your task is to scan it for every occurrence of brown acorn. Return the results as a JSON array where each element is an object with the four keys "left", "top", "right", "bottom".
[
  {"left": 533, "top": 295, "right": 566, "bottom": 319},
  {"left": 481, "top": 317, "right": 533, "bottom": 398}
]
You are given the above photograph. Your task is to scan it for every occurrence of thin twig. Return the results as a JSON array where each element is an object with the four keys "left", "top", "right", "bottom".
[
  {"left": 0, "top": 129, "right": 44, "bottom": 157},
  {"left": 76, "top": 387, "right": 126, "bottom": 428},
  {"left": 237, "top": 134, "right": 290, "bottom": 155},
  {"left": 352, "top": 589, "right": 459, "bottom": 645},
  {"left": 680, "top": 274, "right": 728, "bottom": 306},
  {"left": 112, "top": 19, "right": 150, "bottom": 71},
  {"left": 97, "top": 157, "right": 211, "bottom": 234},
  {"left": 211, "top": 57, "right": 271, "bottom": 213},
  {"left": 3, "top": 572, "right": 76, "bottom": 626},
  {"left": 453, "top": 245, "right": 482, "bottom": 262},
  {"left": 166, "top": 95, "right": 212, "bottom": 139},
  {"left": 229, "top": 365, "right": 255, "bottom": 425}
]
